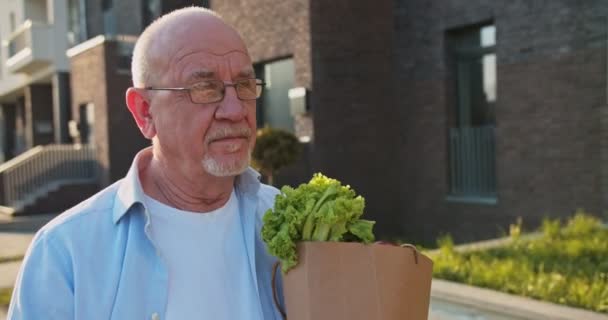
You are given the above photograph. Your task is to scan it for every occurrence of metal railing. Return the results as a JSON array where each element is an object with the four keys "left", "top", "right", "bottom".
[
  {"left": 449, "top": 125, "right": 497, "bottom": 198},
  {"left": 0, "top": 144, "right": 97, "bottom": 209},
  {"left": 6, "top": 20, "right": 34, "bottom": 58}
]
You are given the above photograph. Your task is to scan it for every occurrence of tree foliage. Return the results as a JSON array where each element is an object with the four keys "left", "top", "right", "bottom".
[{"left": 252, "top": 127, "right": 302, "bottom": 185}]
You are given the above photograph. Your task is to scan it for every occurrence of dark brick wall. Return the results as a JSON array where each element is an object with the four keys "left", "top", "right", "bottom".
[
  {"left": 70, "top": 39, "right": 149, "bottom": 187},
  {"left": 213, "top": 0, "right": 313, "bottom": 140},
  {"left": 308, "top": 0, "right": 403, "bottom": 237},
  {"left": 394, "top": 0, "right": 608, "bottom": 244},
  {"left": 69, "top": 0, "right": 607, "bottom": 244},
  {"left": 213, "top": 0, "right": 315, "bottom": 187},
  {"left": 103, "top": 40, "right": 150, "bottom": 183},
  {"left": 70, "top": 42, "right": 110, "bottom": 185}
]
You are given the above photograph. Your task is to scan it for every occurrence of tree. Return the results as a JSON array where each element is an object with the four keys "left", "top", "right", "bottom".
[{"left": 252, "top": 127, "right": 302, "bottom": 186}]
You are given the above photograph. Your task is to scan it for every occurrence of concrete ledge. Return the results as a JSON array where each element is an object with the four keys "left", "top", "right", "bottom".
[
  {"left": 431, "top": 279, "right": 608, "bottom": 320},
  {"left": 0, "top": 206, "right": 15, "bottom": 219}
]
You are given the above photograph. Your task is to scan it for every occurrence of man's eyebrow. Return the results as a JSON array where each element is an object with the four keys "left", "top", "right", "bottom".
[
  {"left": 189, "top": 70, "right": 215, "bottom": 81},
  {"left": 238, "top": 69, "right": 255, "bottom": 78}
]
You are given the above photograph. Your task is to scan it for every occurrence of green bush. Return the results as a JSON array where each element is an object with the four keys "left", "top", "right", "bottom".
[
  {"left": 252, "top": 127, "right": 302, "bottom": 185},
  {"left": 431, "top": 211, "right": 608, "bottom": 313}
]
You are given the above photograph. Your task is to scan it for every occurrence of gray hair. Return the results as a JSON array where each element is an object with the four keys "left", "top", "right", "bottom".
[{"left": 131, "top": 7, "right": 224, "bottom": 87}]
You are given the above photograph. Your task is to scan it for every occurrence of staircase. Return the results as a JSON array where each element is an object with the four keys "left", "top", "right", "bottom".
[{"left": 0, "top": 144, "right": 99, "bottom": 216}]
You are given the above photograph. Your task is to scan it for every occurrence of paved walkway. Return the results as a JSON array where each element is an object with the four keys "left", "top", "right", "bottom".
[
  {"left": 0, "top": 261, "right": 21, "bottom": 289},
  {"left": 0, "top": 232, "right": 34, "bottom": 320},
  {"left": 0, "top": 232, "right": 34, "bottom": 292},
  {"left": 0, "top": 233, "right": 34, "bottom": 261}
]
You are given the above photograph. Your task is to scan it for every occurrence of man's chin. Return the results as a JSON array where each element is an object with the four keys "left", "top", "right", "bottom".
[{"left": 201, "top": 154, "right": 250, "bottom": 177}]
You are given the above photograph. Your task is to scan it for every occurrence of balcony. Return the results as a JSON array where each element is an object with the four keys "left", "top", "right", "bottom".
[{"left": 4, "top": 20, "right": 54, "bottom": 74}]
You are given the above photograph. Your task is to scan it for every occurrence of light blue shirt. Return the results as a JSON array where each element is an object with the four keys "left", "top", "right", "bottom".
[
  {"left": 8, "top": 149, "right": 285, "bottom": 320},
  {"left": 145, "top": 190, "right": 261, "bottom": 320}
]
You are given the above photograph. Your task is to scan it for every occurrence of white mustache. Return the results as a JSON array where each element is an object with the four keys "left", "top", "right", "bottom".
[{"left": 205, "top": 127, "right": 252, "bottom": 143}]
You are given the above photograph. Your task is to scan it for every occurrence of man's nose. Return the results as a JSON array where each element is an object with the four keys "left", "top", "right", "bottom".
[{"left": 215, "top": 86, "right": 246, "bottom": 121}]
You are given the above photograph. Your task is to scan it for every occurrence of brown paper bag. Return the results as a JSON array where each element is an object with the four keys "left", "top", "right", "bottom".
[{"left": 273, "top": 241, "right": 433, "bottom": 320}]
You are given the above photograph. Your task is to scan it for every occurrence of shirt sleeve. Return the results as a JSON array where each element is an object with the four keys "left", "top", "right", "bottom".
[{"left": 7, "top": 231, "right": 74, "bottom": 320}]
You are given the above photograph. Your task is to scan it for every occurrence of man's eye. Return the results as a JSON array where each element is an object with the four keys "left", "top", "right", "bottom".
[
  {"left": 237, "top": 80, "right": 256, "bottom": 90},
  {"left": 193, "top": 81, "right": 221, "bottom": 91}
]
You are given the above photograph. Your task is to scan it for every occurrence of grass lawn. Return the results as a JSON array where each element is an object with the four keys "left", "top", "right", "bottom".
[
  {"left": 0, "top": 287, "right": 12, "bottom": 308},
  {"left": 430, "top": 212, "right": 608, "bottom": 313}
]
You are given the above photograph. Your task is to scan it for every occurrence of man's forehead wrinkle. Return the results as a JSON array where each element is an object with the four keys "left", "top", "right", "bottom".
[
  {"left": 174, "top": 49, "right": 250, "bottom": 65},
  {"left": 172, "top": 50, "right": 253, "bottom": 82}
]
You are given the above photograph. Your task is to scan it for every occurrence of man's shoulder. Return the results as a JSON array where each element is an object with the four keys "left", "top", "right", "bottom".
[
  {"left": 35, "top": 179, "right": 124, "bottom": 242},
  {"left": 257, "top": 183, "right": 280, "bottom": 209}
]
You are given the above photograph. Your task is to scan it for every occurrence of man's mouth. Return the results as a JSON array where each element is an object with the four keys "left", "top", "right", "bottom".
[
  {"left": 211, "top": 136, "right": 248, "bottom": 143},
  {"left": 206, "top": 127, "right": 252, "bottom": 145}
]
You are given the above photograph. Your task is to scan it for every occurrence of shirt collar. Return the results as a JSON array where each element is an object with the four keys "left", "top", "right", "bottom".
[{"left": 112, "top": 147, "right": 262, "bottom": 224}]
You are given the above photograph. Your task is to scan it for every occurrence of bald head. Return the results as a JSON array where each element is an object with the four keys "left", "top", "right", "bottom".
[{"left": 131, "top": 7, "right": 247, "bottom": 87}]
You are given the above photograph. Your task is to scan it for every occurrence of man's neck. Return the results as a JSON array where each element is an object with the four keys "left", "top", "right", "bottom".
[{"left": 139, "top": 150, "right": 236, "bottom": 213}]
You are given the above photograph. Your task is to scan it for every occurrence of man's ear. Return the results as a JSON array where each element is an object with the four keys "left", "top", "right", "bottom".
[{"left": 126, "top": 87, "right": 156, "bottom": 139}]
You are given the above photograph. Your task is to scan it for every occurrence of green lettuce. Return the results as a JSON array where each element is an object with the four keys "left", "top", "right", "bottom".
[{"left": 262, "top": 173, "right": 376, "bottom": 273}]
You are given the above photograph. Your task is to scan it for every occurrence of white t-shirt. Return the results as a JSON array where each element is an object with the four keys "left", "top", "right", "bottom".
[{"left": 145, "top": 190, "right": 261, "bottom": 320}]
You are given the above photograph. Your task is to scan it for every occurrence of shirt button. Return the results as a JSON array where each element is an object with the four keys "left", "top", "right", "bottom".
[{"left": 151, "top": 312, "right": 160, "bottom": 320}]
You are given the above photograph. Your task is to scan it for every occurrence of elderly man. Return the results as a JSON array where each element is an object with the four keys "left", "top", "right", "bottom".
[{"left": 8, "top": 7, "right": 284, "bottom": 320}]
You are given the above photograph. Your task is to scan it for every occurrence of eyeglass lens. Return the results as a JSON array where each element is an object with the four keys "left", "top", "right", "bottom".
[{"left": 190, "top": 79, "right": 262, "bottom": 103}]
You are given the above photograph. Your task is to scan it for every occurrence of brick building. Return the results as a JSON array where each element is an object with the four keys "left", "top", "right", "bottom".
[
  {"left": 215, "top": 0, "right": 608, "bottom": 243},
  {"left": 1, "top": 0, "right": 606, "bottom": 243},
  {"left": 0, "top": 0, "right": 207, "bottom": 214}
]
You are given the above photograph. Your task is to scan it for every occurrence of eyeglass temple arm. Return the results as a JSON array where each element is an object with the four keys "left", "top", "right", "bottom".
[{"left": 144, "top": 87, "right": 189, "bottom": 91}]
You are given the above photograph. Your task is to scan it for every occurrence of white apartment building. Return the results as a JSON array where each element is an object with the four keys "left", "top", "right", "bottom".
[{"left": 0, "top": 0, "right": 85, "bottom": 162}]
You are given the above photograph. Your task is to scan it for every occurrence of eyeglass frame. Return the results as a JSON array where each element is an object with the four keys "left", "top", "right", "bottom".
[{"left": 140, "top": 78, "right": 266, "bottom": 104}]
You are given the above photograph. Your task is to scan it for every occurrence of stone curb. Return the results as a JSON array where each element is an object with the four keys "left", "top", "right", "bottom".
[{"left": 431, "top": 277, "right": 608, "bottom": 319}]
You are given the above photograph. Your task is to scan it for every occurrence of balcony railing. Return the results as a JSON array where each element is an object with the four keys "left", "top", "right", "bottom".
[
  {"left": 8, "top": 27, "right": 28, "bottom": 57},
  {"left": 0, "top": 144, "right": 97, "bottom": 210},
  {"left": 449, "top": 125, "right": 497, "bottom": 199},
  {"left": 4, "top": 20, "right": 53, "bottom": 74}
]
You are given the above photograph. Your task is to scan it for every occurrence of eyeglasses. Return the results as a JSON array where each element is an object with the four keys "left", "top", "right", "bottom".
[{"left": 144, "top": 78, "right": 265, "bottom": 104}]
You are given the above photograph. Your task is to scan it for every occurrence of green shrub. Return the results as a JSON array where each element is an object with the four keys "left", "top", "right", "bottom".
[
  {"left": 252, "top": 127, "right": 302, "bottom": 185},
  {"left": 431, "top": 212, "right": 608, "bottom": 313}
]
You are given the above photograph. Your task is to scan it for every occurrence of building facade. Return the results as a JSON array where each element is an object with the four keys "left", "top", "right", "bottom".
[
  {"left": 0, "top": 0, "right": 207, "bottom": 214},
  {"left": 0, "top": 0, "right": 73, "bottom": 161},
  {"left": 216, "top": 0, "right": 608, "bottom": 243},
  {"left": 1, "top": 0, "right": 606, "bottom": 243}
]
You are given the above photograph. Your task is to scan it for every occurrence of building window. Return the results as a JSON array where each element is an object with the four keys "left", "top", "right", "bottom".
[
  {"left": 102, "top": 0, "right": 116, "bottom": 36},
  {"left": 447, "top": 24, "right": 497, "bottom": 202},
  {"left": 255, "top": 58, "right": 296, "bottom": 132},
  {"left": 67, "top": 0, "right": 87, "bottom": 46},
  {"left": 142, "top": 0, "right": 161, "bottom": 28}
]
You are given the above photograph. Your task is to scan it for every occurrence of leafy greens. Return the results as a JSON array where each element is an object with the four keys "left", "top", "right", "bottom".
[{"left": 262, "top": 173, "right": 375, "bottom": 273}]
